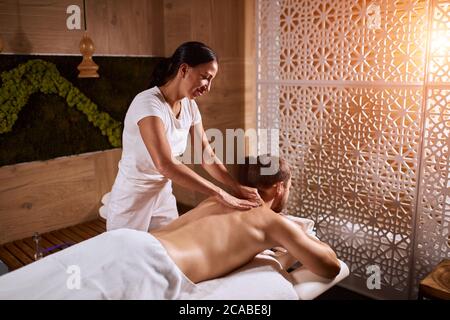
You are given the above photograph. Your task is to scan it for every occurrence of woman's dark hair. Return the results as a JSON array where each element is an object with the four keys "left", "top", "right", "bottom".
[
  {"left": 238, "top": 155, "right": 291, "bottom": 192},
  {"left": 149, "top": 41, "right": 218, "bottom": 88}
]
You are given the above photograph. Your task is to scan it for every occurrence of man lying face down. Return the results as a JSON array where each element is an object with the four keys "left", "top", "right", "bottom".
[
  {"left": 151, "top": 155, "right": 341, "bottom": 284},
  {"left": 0, "top": 155, "right": 341, "bottom": 300}
]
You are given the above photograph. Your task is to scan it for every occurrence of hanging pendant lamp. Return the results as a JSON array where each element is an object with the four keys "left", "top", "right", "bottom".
[{"left": 77, "top": 0, "right": 99, "bottom": 78}]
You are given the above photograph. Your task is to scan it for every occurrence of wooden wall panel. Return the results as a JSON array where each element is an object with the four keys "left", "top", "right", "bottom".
[
  {"left": 0, "top": 149, "right": 121, "bottom": 244},
  {"left": 0, "top": 0, "right": 164, "bottom": 55},
  {"left": 163, "top": 0, "right": 248, "bottom": 59},
  {"left": 0, "top": 0, "right": 83, "bottom": 53},
  {"left": 88, "top": 0, "right": 164, "bottom": 56}
]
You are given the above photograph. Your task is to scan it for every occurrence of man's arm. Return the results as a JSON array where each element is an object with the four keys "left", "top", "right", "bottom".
[
  {"left": 268, "top": 216, "right": 341, "bottom": 279},
  {"left": 269, "top": 248, "right": 298, "bottom": 270}
]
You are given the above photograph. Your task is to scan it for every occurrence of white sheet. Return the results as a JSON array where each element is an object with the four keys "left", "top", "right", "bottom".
[{"left": 0, "top": 230, "right": 196, "bottom": 300}]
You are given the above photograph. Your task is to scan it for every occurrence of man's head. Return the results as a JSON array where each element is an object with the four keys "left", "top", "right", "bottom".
[{"left": 238, "top": 155, "right": 291, "bottom": 213}]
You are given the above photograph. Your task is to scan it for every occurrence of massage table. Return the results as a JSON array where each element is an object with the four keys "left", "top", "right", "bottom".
[{"left": 0, "top": 222, "right": 349, "bottom": 300}]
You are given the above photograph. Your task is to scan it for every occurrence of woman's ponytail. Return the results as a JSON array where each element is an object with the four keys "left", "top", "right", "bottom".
[{"left": 148, "top": 57, "right": 172, "bottom": 88}]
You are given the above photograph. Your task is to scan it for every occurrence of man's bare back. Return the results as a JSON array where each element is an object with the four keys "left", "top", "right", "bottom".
[{"left": 151, "top": 197, "right": 340, "bottom": 283}]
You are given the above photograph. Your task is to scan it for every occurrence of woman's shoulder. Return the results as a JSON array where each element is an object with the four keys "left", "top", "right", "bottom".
[
  {"left": 130, "top": 87, "right": 166, "bottom": 110},
  {"left": 134, "top": 87, "right": 164, "bottom": 103}
]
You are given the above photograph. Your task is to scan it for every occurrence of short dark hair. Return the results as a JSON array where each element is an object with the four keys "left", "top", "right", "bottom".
[
  {"left": 238, "top": 155, "right": 291, "bottom": 191},
  {"left": 149, "top": 41, "right": 218, "bottom": 88}
]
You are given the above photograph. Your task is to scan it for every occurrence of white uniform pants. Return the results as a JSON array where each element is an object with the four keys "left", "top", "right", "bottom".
[{"left": 106, "top": 172, "right": 178, "bottom": 232}]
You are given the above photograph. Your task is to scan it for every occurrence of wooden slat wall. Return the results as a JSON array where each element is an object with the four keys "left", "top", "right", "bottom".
[
  {"left": 164, "top": 0, "right": 256, "bottom": 206},
  {"left": 0, "top": 148, "right": 121, "bottom": 244},
  {"left": 0, "top": 0, "right": 164, "bottom": 55}
]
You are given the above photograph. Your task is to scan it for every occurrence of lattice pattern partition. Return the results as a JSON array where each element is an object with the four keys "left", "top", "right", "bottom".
[
  {"left": 256, "top": 0, "right": 449, "bottom": 299},
  {"left": 413, "top": 0, "right": 450, "bottom": 298}
]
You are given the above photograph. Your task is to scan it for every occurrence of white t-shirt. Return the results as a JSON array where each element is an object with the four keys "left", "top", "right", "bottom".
[{"left": 118, "top": 86, "right": 202, "bottom": 183}]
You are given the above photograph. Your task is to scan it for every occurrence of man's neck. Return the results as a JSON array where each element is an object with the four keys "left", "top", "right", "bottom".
[{"left": 261, "top": 193, "right": 275, "bottom": 211}]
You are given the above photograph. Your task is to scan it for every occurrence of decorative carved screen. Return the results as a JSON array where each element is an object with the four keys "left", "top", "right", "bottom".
[{"left": 256, "top": 0, "right": 449, "bottom": 299}]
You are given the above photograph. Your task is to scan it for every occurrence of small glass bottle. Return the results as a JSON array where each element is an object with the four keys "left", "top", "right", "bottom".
[{"left": 33, "top": 232, "right": 43, "bottom": 261}]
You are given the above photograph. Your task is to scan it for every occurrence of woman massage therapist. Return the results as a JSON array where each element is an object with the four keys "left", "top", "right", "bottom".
[{"left": 106, "top": 41, "right": 263, "bottom": 232}]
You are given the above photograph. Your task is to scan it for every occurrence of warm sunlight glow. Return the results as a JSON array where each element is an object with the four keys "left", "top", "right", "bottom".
[{"left": 430, "top": 30, "right": 449, "bottom": 55}]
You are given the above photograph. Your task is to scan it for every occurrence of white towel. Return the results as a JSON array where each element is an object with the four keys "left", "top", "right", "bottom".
[{"left": 0, "top": 229, "right": 196, "bottom": 300}]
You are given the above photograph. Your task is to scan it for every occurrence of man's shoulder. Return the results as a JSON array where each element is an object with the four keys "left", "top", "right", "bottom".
[
  {"left": 196, "top": 197, "right": 221, "bottom": 210},
  {"left": 183, "top": 197, "right": 230, "bottom": 219},
  {"left": 254, "top": 208, "right": 304, "bottom": 235},
  {"left": 244, "top": 205, "right": 285, "bottom": 230},
  {"left": 254, "top": 204, "right": 283, "bottom": 218}
]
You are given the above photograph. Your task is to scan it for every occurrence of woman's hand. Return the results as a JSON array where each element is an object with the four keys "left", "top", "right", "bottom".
[
  {"left": 233, "top": 184, "right": 264, "bottom": 206},
  {"left": 215, "top": 189, "right": 262, "bottom": 210}
]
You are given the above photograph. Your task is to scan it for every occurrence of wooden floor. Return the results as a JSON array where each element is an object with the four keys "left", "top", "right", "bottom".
[{"left": 0, "top": 218, "right": 106, "bottom": 272}]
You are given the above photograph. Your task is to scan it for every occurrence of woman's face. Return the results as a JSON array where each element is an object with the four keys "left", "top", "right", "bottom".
[{"left": 180, "top": 60, "right": 218, "bottom": 99}]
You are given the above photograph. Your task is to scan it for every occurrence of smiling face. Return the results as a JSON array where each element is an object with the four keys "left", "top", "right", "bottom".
[{"left": 179, "top": 60, "right": 219, "bottom": 100}]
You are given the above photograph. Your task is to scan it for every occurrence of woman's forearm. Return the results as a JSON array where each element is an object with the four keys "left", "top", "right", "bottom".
[
  {"left": 159, "top": 161, "right": 222, "bottom": 198},
  {"left": 191, "top": 125, "right": 240, "bottom": 193},
  {"left": 201, "top": 156, "right": 239, "bottom": 192}
]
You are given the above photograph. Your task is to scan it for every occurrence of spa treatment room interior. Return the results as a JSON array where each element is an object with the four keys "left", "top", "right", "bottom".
[{"left": 0, "top": 0, "right": 448, "bottom": 301}]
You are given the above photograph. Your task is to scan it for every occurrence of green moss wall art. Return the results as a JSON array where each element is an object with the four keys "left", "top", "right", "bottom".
[
  {"left": 0, "top": 59, "right": 122, "bottom": 147},
  {"left": 0, "top": 55, "right": 160, "bottom": 166}
]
